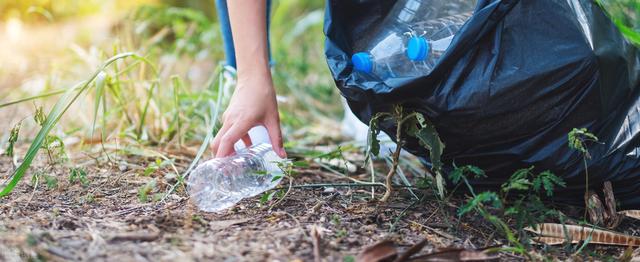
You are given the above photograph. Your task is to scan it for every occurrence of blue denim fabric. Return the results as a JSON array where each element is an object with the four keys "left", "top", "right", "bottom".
[{"left": 214, "top": 0, "right": 272, "bottom": 69}]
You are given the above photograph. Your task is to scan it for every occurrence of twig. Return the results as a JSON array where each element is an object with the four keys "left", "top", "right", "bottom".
[
  {"left": 315, "top": 161, "right": 371, "bottom": 185},
  {"left": 108, "top": 231, "right": 160, "bottom": 242},
  {"left": 382, "top": 107, "right": 404, "bottom": 202},
  {"left": 24, "top": 173, "right": 39, "bottom": 209},
  {"left": 409, "top": 220, "right": 459, "bottom": 241},
  {"left": 270, "top": 175, "right": 293, "bottom": 211},
  {"left": 45, "top": 246, "right": 76, "bottom": 260},
  {"left": 311, "top": 226, "right": 322, "bottom": 262},
  {"left": 288, "top": 183, "right": 419, "bottom": 189},
  {"left": 369, "top": 159, "right": 376, "bottom": 200}
]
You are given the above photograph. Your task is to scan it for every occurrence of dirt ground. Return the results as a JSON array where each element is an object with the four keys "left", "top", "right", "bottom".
[
  {"left": 0, "top": 149, "right": 501, "bottom": 262},
  {"left": 2, "top": 148, "right": 639, "bottom": 262}
]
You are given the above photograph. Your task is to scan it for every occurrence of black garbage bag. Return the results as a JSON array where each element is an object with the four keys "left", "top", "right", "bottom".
[{"left": 324, "top": 0, "right": 640, "bottom": 208}]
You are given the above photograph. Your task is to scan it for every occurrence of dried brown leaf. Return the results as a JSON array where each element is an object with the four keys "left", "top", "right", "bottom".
[
  {"left": 209, "top": 218, "right": 250, "bottom": 231},
  {"left": 311, "top": 225, "right": 322, "bottom": 262},
  {"left": 619, "top": 210, "right": 640, "bottom": 221},
  {"left": 357, "top": 240, "right": 398, "bottom": 262},
  {"left": 530, "top": 236, "right": 578, "bottom": 245},
  {"left": 526, "top": 223, "right": 640, "bottom": 246},
  {"left": 394, "top": 239, "right": 428, "bottom": 262}
]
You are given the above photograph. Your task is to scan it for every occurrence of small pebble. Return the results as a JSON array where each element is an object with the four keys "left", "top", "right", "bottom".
[
  {"left": 118, "top": 162, "right": 128, "bottom": 172},
  {"left": 164, "top": 173, "right": 178, "bottom": 184}
]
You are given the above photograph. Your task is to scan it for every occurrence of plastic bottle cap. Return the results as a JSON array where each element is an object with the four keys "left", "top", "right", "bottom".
[
  {"left": 406, "top": 36, "right": 430, "bottom": 61},
  {"left": 352, "top": 52, "right": 373, "bottom": 73}
]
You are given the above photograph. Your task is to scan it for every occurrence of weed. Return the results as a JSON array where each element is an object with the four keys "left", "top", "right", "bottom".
[
  {"left": 43, "top": 175, "right": 58, "bottom": 190},
  {"left": 0, "top": 52, "right": 144, "bottom": 197},
  {"left": 366, "top": 105, "right": 445, "bottom": 201},
  {"left": 335, "top": 228, "right": 348, "bottom": 238},
  {"left": 568, "top": 127, "right": 599, "bottom": 219},
  {"left": 260, "top": 189, "right": 285, "bottom": 205},
  {"left": 143, "top": 158, "right": 173, "bottom": 176},
  {"left": 259, "top": 160, "right": 297, "bottom": 208},
  {"left": 34, "top": 105, "right": 68, "bottom": 164},
  {"left": 4, "top": 121, "right": 22, "bottom": 157},
  {"left": 138, "top": 179, "right": 157, "bottom": 203},
  {"left": 330, "top": 214, "right": 342, "bottom": 226},
  {"left": 453, "top": 164, "right": 566, "bottom": 259},
  {"left": 69, "top": 167, "right": 89, "bottom": 187},
  {"left": 82, "top": 193, "right": 95, "bottom": 204}
]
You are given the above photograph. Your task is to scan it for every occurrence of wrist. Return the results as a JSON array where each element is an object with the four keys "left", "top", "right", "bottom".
[{"left": 236, "top": 71, "right": 274, "bottom": 90}]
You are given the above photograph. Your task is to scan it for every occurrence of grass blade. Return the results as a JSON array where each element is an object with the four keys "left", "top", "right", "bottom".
[
  {"left": 160, "top": 64, "right": 224, "bottom": 202},
  {"left": 0, "top": 52, "right": 138, "bottom": 197}
]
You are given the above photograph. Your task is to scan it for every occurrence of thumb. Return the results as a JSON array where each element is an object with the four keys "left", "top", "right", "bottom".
[{"left": 264, "top": 120, "right": 286, "bottom": 158}]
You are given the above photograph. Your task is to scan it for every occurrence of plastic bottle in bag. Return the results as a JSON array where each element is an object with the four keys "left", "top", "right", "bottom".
[
  {"left": 352, "top": 0, "right": 443, "bottom": 79},
  {"left": 404, "top": 12, "right": 473, "bottom": 72},
  {"left": 352, "top": 0, "right": 475, "bottom": 79},
  {"left": 187, "top": 127, "right": 283, "bottom": 212}
]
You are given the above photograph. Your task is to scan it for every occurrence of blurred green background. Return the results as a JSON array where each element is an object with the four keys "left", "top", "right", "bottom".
[{"left": 0, "top": 0, "right": 338, "bottom": 154}]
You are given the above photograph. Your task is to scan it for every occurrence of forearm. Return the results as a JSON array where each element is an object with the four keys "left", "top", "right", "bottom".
[{"left": 227, "top": 0, "right": 272, "bottom": 80}]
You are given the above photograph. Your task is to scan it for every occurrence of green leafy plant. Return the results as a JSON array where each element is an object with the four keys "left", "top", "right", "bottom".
[
  {"left": 4, "top": 121, "right": 22, "bottom": 158},
  {"left": 44, "top": 175, "right": 58, "bottom": 190},
  {"left": 34, "top": 105, "right": 68, "bottom": 164},
  {"left": 453, "top": 165, "right": 566, "bottom": 259},
  {"left": 69, "top": 167, "right": 89, "bottom": 187},
  {"left": 568, "top": 127, "right": 599, "bottom": 219},
  {"left": 365, "top": 105, "right": 445, "bottom": 201},
  {"left": 143, "top": 158, "right": 174, "bottom": 176},
  {"left": 138, "top": 179, "right": 157, "bottom": 203},
  {"left": 259, "top": 160, "right": 299, "bottom": 207}
]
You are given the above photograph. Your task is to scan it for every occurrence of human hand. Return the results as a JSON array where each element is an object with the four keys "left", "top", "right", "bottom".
[{"left": 210, "top": 74, "right": 286, "bottom": 158}]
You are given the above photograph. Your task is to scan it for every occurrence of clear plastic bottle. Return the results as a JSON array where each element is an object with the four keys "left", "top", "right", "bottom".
[
  {"left": 352, "top": 0, "right": 444, "bottom": 79},
  {"left": 352, "top": 0, "right": 476, "bottom": 80},
  {"left": 405, "top": 12, "right": 473, "bottom": 73},
  {"left": 187, "top": 143, "right": 283, "bottom": 212}
]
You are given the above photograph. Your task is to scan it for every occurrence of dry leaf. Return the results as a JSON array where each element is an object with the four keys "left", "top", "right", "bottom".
[
  {"left": 526, "top": 223, "right": 640, "bottom": 246},
  {"left": 394, "top": 239, "right": 428, "bottom": 262},
  {"left": 311, "top": 225, "right": 322, "bottom": 262},
  {"left": 619, "top": 210, "right": 640, "bottom": 221},
  {"left": 209, "top": 218, "right": 250, "bottom": 231},
  {"left": 409, "top": 247, "right": 499, "bottom": 261},
  {"left": 357, "top": 240, "right": 398, "bottom": 262},
  {"left": 530, "top": 236, "right": 577, "bottom": 245}
]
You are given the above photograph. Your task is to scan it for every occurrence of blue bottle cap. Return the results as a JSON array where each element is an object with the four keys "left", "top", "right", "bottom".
[
  {"left": 352, "top": 52, "right": 373, "bottom": 73},
  {"left": 406, "top": 36, "right": 430, "bottom": 61}
]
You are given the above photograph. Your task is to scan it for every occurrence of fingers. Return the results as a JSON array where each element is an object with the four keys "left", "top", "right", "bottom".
[
  {"left": 215, "top": 121, "right": 252, "bottom": 158},
  {"left": 265, "top": 119, "right": 286, "bottom": 158},
  {"left": 241, "top": 134, "right": 252, "bottom": 149},
  {"left": 210, "top": 123, "right": 231, "bottom": 156}
]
